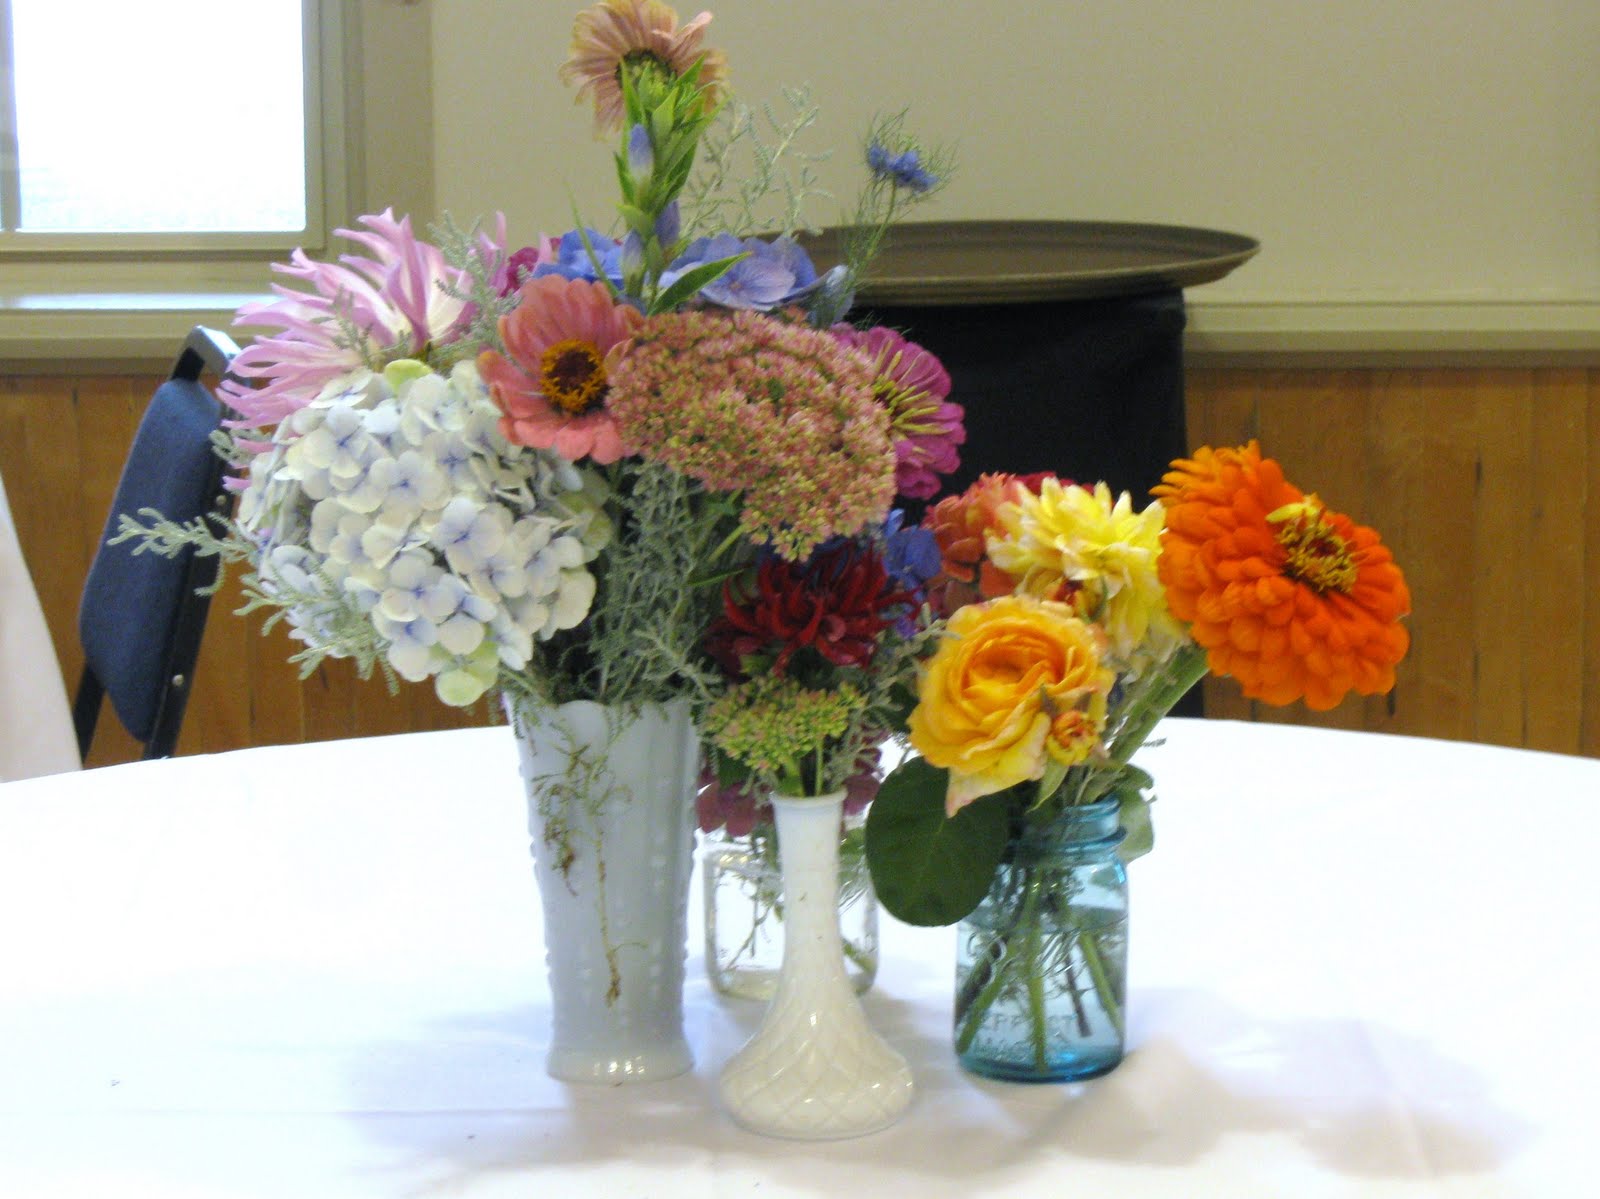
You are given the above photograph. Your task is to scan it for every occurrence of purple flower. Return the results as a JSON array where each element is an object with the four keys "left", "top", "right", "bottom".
[
  {"left": 832, "top": 323, "right": 965, "bottom": 500},
  {"left": 222, "top": 209, "right": 491, "bottom": 428},
  {"left": 867, "top": 142, "right": 938, "bottom": 194},
  {"left": 654, "top": 200, "right": 680, "bottom": 248},
  {"left": 883, "top": 509, "right": 942, "bottom": 594},
  {"left": 626, "top": 123, "right": 654, "bottom": 181},
  {"left": 531, "top": 227, "right": 625, "bottom": 287},
  {"left": 881, "top": 508, "right": 941, "bottom": 633},
  {"left": 494, "top": 241, "right": 556, "bottom": 296},
  {"left": 667, "top": 233, "right": 818, "bottom": 310}
]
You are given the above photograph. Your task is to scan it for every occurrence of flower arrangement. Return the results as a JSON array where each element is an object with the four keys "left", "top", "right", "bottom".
[
  {"left": 865, "top": 445, "right": 1411, "bottom": 1069},
  {"left": 121, "top": 0, "right": 959, "bottom": 738}
]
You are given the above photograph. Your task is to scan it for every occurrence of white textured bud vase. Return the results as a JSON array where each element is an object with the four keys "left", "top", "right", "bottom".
[
  {"left": 508, "top": 696, "right": 698, "bottom": 1084},
  {"left": 718, "top": 790, "right": 914, "bottom": 1138}
]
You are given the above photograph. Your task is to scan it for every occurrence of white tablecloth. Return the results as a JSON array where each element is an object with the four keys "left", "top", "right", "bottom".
[
  {"left": 1, "top": 719, "right": 1595, "bottom": 1197},
  {"left": 0, "top": 466, "right": 78, "bottom": 782}
]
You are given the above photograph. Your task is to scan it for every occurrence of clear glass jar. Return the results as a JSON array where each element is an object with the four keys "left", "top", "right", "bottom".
[
  {"left": 954, "top": 799, "right": 1128, "bottom": 1082},
  {"left": 702, "top": 818, "right": 879, "bottom": 1001}
]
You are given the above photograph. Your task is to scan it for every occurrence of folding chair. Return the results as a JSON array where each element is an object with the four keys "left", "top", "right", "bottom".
[{"left": 73, "top": 325, "right": 241, "bottom": 760}]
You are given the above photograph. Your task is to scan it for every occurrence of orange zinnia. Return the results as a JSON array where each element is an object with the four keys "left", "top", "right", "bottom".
[{"left": 1152, "top": 442, "right": 1410, "bottom": 711}]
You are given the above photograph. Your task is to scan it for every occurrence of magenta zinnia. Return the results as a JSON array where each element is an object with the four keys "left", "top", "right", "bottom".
[
  {"left": 607, "top": 309, "right": 895, "bottom": 558},
  {"left": 477, "top": 274, "right": 643, "bottom": 464},
  {"left": 223, "top": 209, "right": 494, "bottom": 428},
  {"left": 832, "top": 323, "right": 965, "bottom": 500}
]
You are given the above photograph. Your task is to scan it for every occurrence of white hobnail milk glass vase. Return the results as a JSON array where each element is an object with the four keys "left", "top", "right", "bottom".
[
  {"left": 717, "top": 790, "right": 914, "bottom": 1138},
  {"left": 507, "top": 696, "right": 698, "bottom": 1083}
]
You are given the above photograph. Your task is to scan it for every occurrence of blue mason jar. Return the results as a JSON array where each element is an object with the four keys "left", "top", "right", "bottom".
[{"left": 954, "top": 799, "right": 1128, "bottom": 1082}]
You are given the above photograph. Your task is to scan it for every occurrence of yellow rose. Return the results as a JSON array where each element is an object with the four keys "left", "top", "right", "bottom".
[{"left": 908, "top": 594, "right": 1114, "bottom": 816}]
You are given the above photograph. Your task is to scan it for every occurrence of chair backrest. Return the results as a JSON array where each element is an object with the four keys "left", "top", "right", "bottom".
[{"left": 73, "top": 326, "right": 241, "bottom": 761}]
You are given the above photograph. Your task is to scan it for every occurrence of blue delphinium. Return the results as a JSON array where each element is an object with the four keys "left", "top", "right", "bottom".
[
  {"left": 531, "top": 228, "right": 626, "bottom": 287},
  {"left": 667, "top": 233, "right": 818, "bottom": 310},
  {"left": 881, "top": 508, "right": 942, "bottom": 633}
]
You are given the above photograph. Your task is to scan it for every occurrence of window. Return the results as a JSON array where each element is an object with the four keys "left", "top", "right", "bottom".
[{"left": 0, "top": 0, "right": 345, "bottom": 253}]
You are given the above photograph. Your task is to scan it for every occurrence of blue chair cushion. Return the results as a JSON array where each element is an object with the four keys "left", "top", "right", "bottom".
[{"left": 78, "top": 377, "right": 224, "bottom": 742}]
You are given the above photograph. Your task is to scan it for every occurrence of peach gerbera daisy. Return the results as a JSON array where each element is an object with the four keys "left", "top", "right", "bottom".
[
  {"left": 1153, "top": 442, "right": 1411, "bottom": 711},
  {"left": 476, "top": 275, "right": 643, "bottom": 464},
  {"left": 559, "top": 0, "right": 728, "bottom": 136}
]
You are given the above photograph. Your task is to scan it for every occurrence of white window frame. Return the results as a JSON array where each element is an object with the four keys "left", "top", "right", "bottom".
[
  {"left": 0, "top": 0, "right": 348, "bottom": 254},
  {"left": 0, "top": 0, "right": 435, "bottom": 365}
]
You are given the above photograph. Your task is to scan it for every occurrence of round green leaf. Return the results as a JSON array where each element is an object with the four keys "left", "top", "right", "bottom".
[{"left": 865, "top": 758, "right": 1009, "bottom": 926}]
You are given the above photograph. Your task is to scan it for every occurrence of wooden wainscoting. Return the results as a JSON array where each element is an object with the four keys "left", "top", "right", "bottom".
[
  {"left": 1186, "top": 367, "right": 1600, "bottom": 758},
  {"left": 4, "top": 366, "right": 1599, "bottom": 766},
  {"left": 0, "top": 374, "right": 485, "bottom": 770}
]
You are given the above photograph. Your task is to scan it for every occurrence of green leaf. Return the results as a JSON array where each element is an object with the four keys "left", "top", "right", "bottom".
[
  {"left": 1031, "top": 758, "right": 1068, "bottom": 810},
  {"left": 617, "top": 203, "right": 654, "bottom": 237},
  {"left": 1114, "top": 788, "right": 1155, "bottom": 863},
  {"left": 648, "top": 252, "right": 746, "bottom": 314},
  {"left": 711, "top": 746, "right": 751, "bottom": 789},
  {"left": 613, "top": 153, "right": 635, "bottom": 204},
  {"left": 865, "top": 758, "right": 1010, "bottom": 926}
]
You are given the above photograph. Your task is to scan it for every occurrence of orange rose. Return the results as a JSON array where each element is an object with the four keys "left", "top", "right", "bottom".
[{"left": 908, "top": 594, "right": 1113, "bottom": 815}]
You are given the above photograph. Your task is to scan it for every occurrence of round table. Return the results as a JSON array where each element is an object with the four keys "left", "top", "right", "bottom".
[{"left": 0, "top": 719, "right": 1591, "bottom": 1196}]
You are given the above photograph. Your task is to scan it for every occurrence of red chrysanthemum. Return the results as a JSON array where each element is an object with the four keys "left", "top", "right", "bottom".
[{"left": 706, "top": 541, "right": 914, "bottom": 678}]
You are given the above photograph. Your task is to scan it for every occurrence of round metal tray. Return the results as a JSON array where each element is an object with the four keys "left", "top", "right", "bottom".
[{"left": 800, "top": 219, "right": 1259, "bottom": 306}]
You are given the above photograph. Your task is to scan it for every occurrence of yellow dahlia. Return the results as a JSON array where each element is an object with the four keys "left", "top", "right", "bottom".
[{"left": 989, "top": 477, "right": 1185, "bottom": 671}]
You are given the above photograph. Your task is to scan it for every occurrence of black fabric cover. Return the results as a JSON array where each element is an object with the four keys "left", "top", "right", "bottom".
[
  {"left": 852, "top": 288, "right": 1201, "bottom": 715},
  {"left": 851, "top": 288, "right": 1188, "bottom": 511},
  {"left": 78, "top": 378, "right": 223, "bottom": 742}
]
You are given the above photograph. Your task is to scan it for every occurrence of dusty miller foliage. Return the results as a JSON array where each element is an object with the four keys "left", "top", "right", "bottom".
[
  {"left": 679, "top": 86, "right": 832, "bottom": 240},
  {"left": 111, "top": 505, "right": 401, "bottom": 690},
  {"left": 432, "top": 213, "right": 517, "bottom": 358},
  {"left": 506, "top": 460, "right": 735, "bottom": 711}
]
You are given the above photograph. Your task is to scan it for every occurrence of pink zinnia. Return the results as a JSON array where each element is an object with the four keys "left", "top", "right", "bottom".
[
  {"left": 607, "top": 309, "right": 895, "bottom": 559},
  {"left": 223, "top": 209, "right": 499, "bottom": 429},
  {"left": 476, "top": 275, "right": 644, "bottom": 464},
  {"left": 559, "top": 0, "right": 728, "bottom": 136},
  {"left": 832, "top": 323, "right": 965, "bottom": 500}
]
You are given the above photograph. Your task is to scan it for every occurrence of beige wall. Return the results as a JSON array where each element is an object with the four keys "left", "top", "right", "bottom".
[{"left": 430, "top": 0, "right": 1600, "bottom": 314}]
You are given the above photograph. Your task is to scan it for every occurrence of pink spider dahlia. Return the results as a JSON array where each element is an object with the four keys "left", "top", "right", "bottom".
[
  {"left": 476, "top": 274, "right": 643, "bottom": 464},
  {"left": 223, "top": 209, "right": 499, "bottom": 429}
]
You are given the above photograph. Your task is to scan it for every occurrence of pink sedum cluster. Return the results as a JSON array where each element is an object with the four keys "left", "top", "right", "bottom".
[{"left": 607, "top": 309, "right": 895, "bottom": 559}]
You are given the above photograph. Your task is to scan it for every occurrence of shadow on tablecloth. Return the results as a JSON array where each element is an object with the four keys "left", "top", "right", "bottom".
[{"left": 337, "top": 984, "right": 1526, "bottom": 1192}]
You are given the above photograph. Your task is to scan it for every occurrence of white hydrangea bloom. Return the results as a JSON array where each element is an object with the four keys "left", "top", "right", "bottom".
[{"left": 235, "top": 360, "right": 603, "bottom": 706}]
